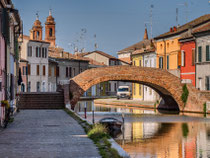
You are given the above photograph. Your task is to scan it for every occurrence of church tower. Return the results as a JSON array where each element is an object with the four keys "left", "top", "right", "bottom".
[
  {"left": 30, "top": 14, "right": 43, "bottom": 40},
  {"left": 45, "top": 9, "right": 56, "bottom": 47}
]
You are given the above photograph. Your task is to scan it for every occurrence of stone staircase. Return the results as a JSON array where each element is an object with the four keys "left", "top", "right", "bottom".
[{"left": 18, "top": 92, "right": 65, "bottom": 109}]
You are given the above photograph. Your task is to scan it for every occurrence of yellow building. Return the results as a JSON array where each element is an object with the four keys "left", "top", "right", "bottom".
[
  {"left": 154, "top": 27, "right": 181, "bottom": 77},
  {"left": 132, "top": 54, "right": 144, "bottom": 100},
  {"left": 154, "top": 14, "right": 210, "bottom": 77}
]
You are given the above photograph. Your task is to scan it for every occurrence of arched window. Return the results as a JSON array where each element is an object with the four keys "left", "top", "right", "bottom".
[
  {"left": 49, "top": 28, "right": 53, "bottom": 37},
  {"left": 37, "top": 31, "right": 40, "bottom": 39}
]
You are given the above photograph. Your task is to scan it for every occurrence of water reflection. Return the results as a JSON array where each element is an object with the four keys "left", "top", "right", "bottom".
[{"left": 75, "top": 101, "right": 210, "bottom": 158}]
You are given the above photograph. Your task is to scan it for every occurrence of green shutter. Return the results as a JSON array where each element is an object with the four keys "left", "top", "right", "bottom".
[
  {"left": 198, "top": 46, "right": 202, "bottom": 62},
  {"left": 206, "top": 45, "right": 210, "bottom": 61},
  {"left": 167, "top": 56, "right": 169, "bottom": 69},
  {"left": 159, "top": 57, "right": 161, "bottom": 68}
]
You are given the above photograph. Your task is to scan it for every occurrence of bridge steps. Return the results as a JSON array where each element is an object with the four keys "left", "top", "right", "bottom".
[{"left": 18, "top": 92, "right": 65, "bottom": 109}]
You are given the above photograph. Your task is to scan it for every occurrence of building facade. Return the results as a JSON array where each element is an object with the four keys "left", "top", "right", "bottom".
[
  {"left": 154, "top": 14, "right": 210, "bottom": 79},
  {"left": 193, "top": 24, "right": 210, "bottom": 91},
  {"left": 179, "top": 33, "right": 196, "bottom": 86}
]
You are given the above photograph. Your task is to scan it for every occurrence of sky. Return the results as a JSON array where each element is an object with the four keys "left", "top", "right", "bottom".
[{"left": 13, "top": 0, "right": 210, "bottom": 57}]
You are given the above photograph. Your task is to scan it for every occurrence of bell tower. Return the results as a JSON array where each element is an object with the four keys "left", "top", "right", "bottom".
[
  {"left": 45, "top": 9, "right": 56, "bottom": 47},
  {"left": 30, "top": 13, "right": 43, "bottom": 40}
]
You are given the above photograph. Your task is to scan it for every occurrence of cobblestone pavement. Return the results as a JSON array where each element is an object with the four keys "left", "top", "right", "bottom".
[{"left": 0, "top": 110, "right": 101, "bottom": 158}]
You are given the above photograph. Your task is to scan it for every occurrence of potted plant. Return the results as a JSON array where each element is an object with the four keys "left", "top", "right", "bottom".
[{"left": 1, "top": 100, "right": 10, "bottom": 109}]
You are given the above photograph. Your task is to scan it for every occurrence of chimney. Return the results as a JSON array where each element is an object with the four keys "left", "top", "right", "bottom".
[
  {"left": 173, "top": 26, "right": 177, "bottom": 32},
  {"left": 170, "top": 27, "right": 173, "bottom": 32},
  {"left": 143, "top": 27, "right": 148, "bottom": 40}
]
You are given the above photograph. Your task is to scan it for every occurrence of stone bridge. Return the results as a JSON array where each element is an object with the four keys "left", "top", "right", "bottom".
[{"left": 63, "top": 65, "right": 209, "bottom": 113}]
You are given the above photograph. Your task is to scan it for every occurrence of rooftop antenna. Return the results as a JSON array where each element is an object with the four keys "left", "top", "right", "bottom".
[
  {"left": 36, "top": 11, "right": 39, "bottom": 20},
  {"left": 94, "top": 34, "right": 98, "bottom": 50},
  {"left": 150, "top": 4, "right": 154, "bottom": 38},
  {"left": 178, "top": 2, "right": 188, "bottom": 23},
  {"left": 176, "top": 8, "right": 179, "bottom": 26}
]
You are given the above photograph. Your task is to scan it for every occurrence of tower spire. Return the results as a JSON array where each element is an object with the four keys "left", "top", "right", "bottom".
[
  {"left": 143, "top": 26, "right": 148, "bottom": 40},
  {"left": 49, "top": 9, "right": 52, "bottom": 16}
]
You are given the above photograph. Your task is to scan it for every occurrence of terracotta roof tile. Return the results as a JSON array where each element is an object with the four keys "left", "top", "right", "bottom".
[{"left": 155, "top": 14, "right": 210, "bottom": 40}]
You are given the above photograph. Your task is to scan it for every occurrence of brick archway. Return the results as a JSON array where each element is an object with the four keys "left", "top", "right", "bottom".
[{"left": 68, "top": 65, "right": 208, "bottom": 113}]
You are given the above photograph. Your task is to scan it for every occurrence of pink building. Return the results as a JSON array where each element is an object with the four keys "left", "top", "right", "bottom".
[{"left": 0, "top": 12, "right": 6, "bottom": 103}]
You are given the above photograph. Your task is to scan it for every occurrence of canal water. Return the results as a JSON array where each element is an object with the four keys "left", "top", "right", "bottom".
[{"left": 74, "top": 100, "right": 210, "bottom": 158}]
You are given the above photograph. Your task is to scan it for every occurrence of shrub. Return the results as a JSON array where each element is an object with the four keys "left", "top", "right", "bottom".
[
  {"left": 182, "top": 123, "right": 189, "bottom": 138},
  {"left": 181, "top": 84, "right": 189, "bottom": 105},
  {"left": 88, "top": 124, "right": 110, "bottom": 142}
]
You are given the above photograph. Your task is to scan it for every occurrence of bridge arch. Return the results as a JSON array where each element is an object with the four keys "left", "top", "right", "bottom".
[{"left": 68, "top": 65, "right": 185, "bottom": 111}]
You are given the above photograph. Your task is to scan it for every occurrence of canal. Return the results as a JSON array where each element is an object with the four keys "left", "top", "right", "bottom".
[{"left": 74, "top": 100, "right": 210, "bottom": 158}]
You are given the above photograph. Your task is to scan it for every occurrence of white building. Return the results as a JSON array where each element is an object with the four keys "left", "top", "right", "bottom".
[{"left": 19, "top": 16, "right": 50, "bottom": 92}]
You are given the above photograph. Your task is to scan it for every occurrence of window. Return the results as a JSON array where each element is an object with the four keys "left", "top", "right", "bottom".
[
  {"left": 181, "top": 51, "right": 185, "bottom": 67},
  {"left": 37, "top": 31, "right": 40, "bottom": 39},
  {"left": 133, "top": 60, "right": 136, "bottom": 66},
  {"left": 36, "top": 82, "right": 40, "bottom": 92},
  {"left": 206, "top": 76, "right": 210, "bottom": 90},
  {"left": 27, "top": 46, "right": 32, "bottom": 57},
  {"left": 206, "top": 45, "right": 210, "bottom": 61},
  {"left": 167, "top": 43, "right": 169, "bottom": 49},
  {"left": 159, "top": 57, "right": 163, "bottom": 69},
  {"left": 69, "top": 67, "right": 72, "bottom": 78},
  {"left": 49, "top": 28, "right": 53, "bottom": 37},
  {"left": 73, "top": 68, "right": 76, "bottom": 77},
  {"left": 37, "top": 65, "right": 39, "bottom": 75},
  {"left": 133, "top": 84, "right": 136, "bottom": 95},
  {"left": 139, "top": 84, "right": 141, "bottom": 95},
  {"left": 198, "top": 46, "right": 202, "bottom": 62},
  {"left": 167, "top": 55, "right": 170, "bottom": 69},
  {"left": 45, "top": 48, "right": 47, "bottom": 58},
  {"left": 160, "top": 44, "right": 163, "bottom": 49},
  {"left": 42, "top": 82, "right": 45, "bottom": 92},
  {"left": 149, "top": 88, "right": 152, "bottom": 95},
  {"left": 54, "top": 66, "right": 56, "bottom": 76},
  {"left": 192, "top": 49, "right": 195, "bottom": 66},
  {"left": 114, "top": 83, "right": 117, "bottom": 92},
  {"left": 56, "top": 67, "right": 59, "bottom": 77},
  {"left": 49, "top": 67, "right": 51, "bottom": 76},
  {"left": 43, "top": 65, "right": 46, "bottom": 76},
  {"left": 28, "top": 64, "right": 31, "bottom": 75},
  {"left": 27, "top": 82, "right": 31, "bottom": 92},
  {"left": 108, "top": 83, "right": 111, "bottom": 92},
  {"left": 66, "top": 67, "right": 68, "bottom": 77},
  {"left": 42, "top": 48, "right": 45, "bottom": 58},
  {"left": 22, "top": 66, "right": 25, "bottom": 75},
  {"left": 139, "top": 60, "right": 142, "bottom": 67},
  {"left": 36, "top": 47, "right": 38, "bottom": 57},
  {"left": 39, "top": 47, "right": 41, "bottom": 57}
]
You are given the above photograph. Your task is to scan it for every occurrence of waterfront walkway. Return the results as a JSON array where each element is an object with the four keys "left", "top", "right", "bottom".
[{"left": 0, "top": 110, "right": 100, "bottom": 158}]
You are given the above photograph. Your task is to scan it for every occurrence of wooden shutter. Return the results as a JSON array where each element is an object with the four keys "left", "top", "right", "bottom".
[
  {"left": 198, "top": 46, "right": 202, "bottom": 62},
  {"left": 37, "top": 65, "right": 39, "bottom": 75},
  {"left": 28, "top": 64, "right": 31, "bottom": 75},
  {"left": 178, "top": 51, "right": 181, "bottom": 67},
  {"left": 49, "top": 67, "right": 51, "bottom": 76},
  {"left": 43, "top": 65, "right": 45, "bottom": 76},
  {"left": 206, "top": 45, "right": 209, "bottom": 61}
]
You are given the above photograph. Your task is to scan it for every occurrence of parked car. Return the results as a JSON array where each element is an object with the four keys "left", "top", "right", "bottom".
[{"left": 117, "top": 86, "right": 131, "bottom": 99}]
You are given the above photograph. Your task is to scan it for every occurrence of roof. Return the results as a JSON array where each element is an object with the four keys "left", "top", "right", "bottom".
[
  {"left": 79, "top": 50, "right": 118, "bottom": 60},
  {"left": 154, "top": 14, "right": 210, "bottom": 40},
  {"left": 193, "top": 23, "right": 210, "bottom": 34},
  {"left": 118, "top": 39, "right": 152, "bottom": 54},
  {"left": 179, "top": 23, "right": 210, "bottom": 42}
]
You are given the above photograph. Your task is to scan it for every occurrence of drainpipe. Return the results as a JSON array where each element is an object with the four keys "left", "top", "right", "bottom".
[
  {"left": 194, "top": 36, "right": 197, "bottom": 88},
  {"left": 163, "top": 39, "right": 166, "bottom": 70}
]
